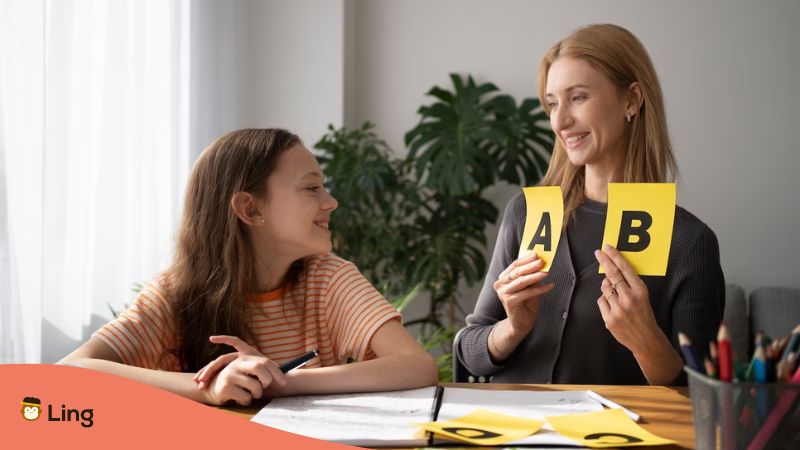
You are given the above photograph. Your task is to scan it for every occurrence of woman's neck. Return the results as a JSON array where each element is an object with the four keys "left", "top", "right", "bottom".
[{"left": 584, "top": 163, "right": 614, "bottom": 203}]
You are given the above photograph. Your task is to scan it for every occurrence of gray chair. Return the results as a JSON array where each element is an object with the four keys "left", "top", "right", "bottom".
[
  {"left": 723, "top": 283, "right": 750, "bottom": 362},
  {"left": 748, "top": 287, "right": 800, "bottom": 342}
]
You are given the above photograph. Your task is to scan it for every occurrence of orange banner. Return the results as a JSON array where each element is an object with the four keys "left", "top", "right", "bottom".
[{"left": 1, "top": 364, "right": 353, "bottom": 449}]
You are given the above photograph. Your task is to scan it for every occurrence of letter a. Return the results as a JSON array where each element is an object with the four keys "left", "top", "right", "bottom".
[
  {"left": 617, "top": 211, "right": 652, "bottom": 252},
  {"left": 527, "top": 212, "right": 552, "bottom": 252}
]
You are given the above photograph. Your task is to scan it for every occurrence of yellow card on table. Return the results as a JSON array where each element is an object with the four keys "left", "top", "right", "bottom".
[
  {"left": 600, "top": 183, "right": 675, "bottom": 276},
  {"left": 519, "top": 186, "right": 563, "bottom": 271},
  {"left": 547, "top": 408, "right": 676, "bottom": 448},
  {"left": 417, "top": 409, "right": 544, "bottom": 446}
]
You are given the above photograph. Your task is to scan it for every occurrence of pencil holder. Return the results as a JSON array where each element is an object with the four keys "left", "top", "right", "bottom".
[{"left": 685, "top": 367, "right": 800, "bottom": 450}]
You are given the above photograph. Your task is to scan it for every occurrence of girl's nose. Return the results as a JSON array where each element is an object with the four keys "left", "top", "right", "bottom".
[{"left": 322, "top": 190, "right": 338, "bottom": 211}]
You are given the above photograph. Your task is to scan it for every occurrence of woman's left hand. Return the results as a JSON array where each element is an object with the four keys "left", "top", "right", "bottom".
[{"left": 594, "top": 244, "right": 660, "bottom": 355}]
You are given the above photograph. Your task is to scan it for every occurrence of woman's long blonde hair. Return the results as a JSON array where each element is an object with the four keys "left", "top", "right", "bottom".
[
  {"left": 163, "top": 128, "right": 301, "bottom": 371},
  {"left": 538, "top": 24, "right": 678, "bottom": 222}
]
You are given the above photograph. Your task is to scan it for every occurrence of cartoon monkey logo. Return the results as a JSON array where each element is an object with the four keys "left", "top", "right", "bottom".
[{"left": 21, "top": 397, "right": 42, "bottom": 421}]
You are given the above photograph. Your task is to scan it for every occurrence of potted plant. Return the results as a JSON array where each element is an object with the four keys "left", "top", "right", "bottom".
[{"left": 316, "top": 74, "right": 553, "bottom": 380}]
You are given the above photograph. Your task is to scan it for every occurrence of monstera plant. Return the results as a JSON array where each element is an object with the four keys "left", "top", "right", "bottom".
[{"left": 315, "top": 74, "right": 553, "bottom": 380}]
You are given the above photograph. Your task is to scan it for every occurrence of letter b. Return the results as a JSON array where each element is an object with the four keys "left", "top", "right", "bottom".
[{"left": 617, "top": 211, "right": 652, "bottom": 252}]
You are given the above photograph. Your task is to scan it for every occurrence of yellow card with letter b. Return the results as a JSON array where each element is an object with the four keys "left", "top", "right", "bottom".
[
  {"left": 519, "top": 186, "right": 563, "bottom": 271},
  {"left": 600, "top": 183, "right": 676, "bottom": 276}
]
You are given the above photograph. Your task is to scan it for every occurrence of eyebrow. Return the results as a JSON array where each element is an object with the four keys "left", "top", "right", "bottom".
[
  {"left": 301, "top": 171, "right": 323, "bottom": 180},
  {"left": 545, "top": 83, "right": 591, "bottom": 98}
]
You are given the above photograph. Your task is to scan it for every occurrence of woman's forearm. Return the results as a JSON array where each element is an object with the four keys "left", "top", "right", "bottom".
[
  {"left": 276, "top": 351, "right": 438, "bottom": 396},
  {"left": 487, "top": 319, "right": 527, "bottom": 363},
  {"left": 631, "top": 331, "right": 684, "bottom": 386},
  {"left": 61, "top": 358, "right": 210, "bottom": 403}
]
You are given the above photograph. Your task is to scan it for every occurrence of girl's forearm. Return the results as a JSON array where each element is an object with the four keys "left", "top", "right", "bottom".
[
  {"left": 60, "top": 358, "right": 209, "bottom": 403},
  {"left": 276, "top": 351, "right": 438, "bottom": 396}
]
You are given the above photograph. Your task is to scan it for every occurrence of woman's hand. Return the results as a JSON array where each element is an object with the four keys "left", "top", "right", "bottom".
[
  {"left": 595, "top": 244, "right": 684, "bottom": 385},
  {"left": 494, "top": 253, "right": 555, "bottom": 338},
  {"left": 594, "top": 245, "right": 661, "bottom": 354},
  {"left": 487, "top": 253, "right": 555, "bottom": 363},
  {"left": 194, "top": 335, "right": 286, "bottom": 406}
]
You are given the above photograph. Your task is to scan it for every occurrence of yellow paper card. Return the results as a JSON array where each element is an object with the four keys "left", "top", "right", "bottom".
[
  {"left": 600, "top": 183, "right": 675, "bottom": 276},
  {"left": 417, "top": 409, "right": 544, "bottom": 446},
  {"left": 547, "top": 409, "right": 676, "bottom": 448},
  {"left": 519, "top": 186, "right": 563, "bottom": 271}
]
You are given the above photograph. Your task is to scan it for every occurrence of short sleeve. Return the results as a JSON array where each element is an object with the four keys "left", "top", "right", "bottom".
[
  {"left": 92, "top": 282, "right": 179, "bottom": 370},
  {"left": 323, "top": 262, "right": 401, "bottom": 363}
]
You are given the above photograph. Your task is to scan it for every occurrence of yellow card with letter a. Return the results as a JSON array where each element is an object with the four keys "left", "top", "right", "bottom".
[
  {"left": 547, "top": 409, "right": 676, "bottom": 447},
  {"left": 417, "top": 409, "right": 544, "bottom": 446},
  {"left": 600, "top": 183, "right": 675, "bottom": 276},
  {"left": 519, "top": 186, "right": 563, "bottom": 271}
]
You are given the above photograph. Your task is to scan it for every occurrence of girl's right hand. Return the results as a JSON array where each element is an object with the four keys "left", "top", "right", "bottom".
[
  {"left": 493, "top": 253, "right": 555, "bottom": 339},
  {"left": 194, "top": 335, "right": 286, "bottom": 406}
]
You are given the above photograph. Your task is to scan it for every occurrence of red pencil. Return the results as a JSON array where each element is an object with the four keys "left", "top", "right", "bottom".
[{"left": 718, "top": 322, "right": 733, "bottom": 382}]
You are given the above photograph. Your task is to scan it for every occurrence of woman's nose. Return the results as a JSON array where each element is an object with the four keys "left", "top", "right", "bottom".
[{"left": 551, "top": 105, "right": 573, "bottom": 132}]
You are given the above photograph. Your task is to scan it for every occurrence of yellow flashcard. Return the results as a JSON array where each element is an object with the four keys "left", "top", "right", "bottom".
[
  {"left": 547, "top": 409, "right": 676, "bottom": 448},
  {"left": 417, "top": 409, "right": 544, "bottom": 446},
  {"left": 600, "top": 183, "right": 675, "bottom": 276},
  {"left": 519, "top": 186, "right": 563, "bottom": 271}
]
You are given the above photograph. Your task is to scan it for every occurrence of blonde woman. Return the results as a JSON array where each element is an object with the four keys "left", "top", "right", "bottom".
[
  {"left": 63, "top": 129, "right": 437, "bottom": 405},
  {"left": 456, "top": 24, "right": 724, "bottom": 385}
]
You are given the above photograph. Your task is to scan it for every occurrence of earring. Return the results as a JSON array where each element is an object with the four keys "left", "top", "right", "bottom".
[
  {"left": 260, "top": 218, "right": 265, "bottom": 224},
  {"left": 626, "top": 113, "right": 632, "bottom": 123}
]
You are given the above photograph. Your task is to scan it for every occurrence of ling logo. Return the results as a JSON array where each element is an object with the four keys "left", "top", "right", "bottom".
[
  {"left": 20, "top": 396, "right": 94, "bottom": 427},
  {"left": 21, "top": 397, "right": 42, "bottom": 421}
]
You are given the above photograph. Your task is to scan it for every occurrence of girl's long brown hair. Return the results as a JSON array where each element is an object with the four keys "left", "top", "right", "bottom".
[
  {"left": 163, "top": 128, "right": 300, "bottom": 371},
  {"left": 538, "top": 24, "right": 678, "bottom": 223}
]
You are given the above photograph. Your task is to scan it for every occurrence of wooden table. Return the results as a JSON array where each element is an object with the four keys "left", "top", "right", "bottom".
[{"left": 221, "top": 383, "right": 696, "bottom": 449}]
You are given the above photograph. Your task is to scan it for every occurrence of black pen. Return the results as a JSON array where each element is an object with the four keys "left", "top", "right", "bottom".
[{"left": 279, "top": 349, "right": 319, "bottom": 373}]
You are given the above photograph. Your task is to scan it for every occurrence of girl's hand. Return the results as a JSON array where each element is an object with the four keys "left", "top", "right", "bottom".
[
  {"left": 595, "top": 245, "right": 660, "bottom": 354},
  {"left": 493, "top": 253, "right": 555, "bottom": 339},
  {"left": 194, "top": 335, "right": 286, "bottom": 405}
]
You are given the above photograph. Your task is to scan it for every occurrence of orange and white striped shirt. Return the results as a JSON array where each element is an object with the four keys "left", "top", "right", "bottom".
[{"left": 93, "top": 253, "right": 401, "bottom": 371}]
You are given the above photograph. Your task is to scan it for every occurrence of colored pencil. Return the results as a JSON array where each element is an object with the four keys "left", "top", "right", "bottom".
[
  {"left": 678, "top": 332, "right": 701, "bottom": 372},
  {"left": 718, "top": 323, "right": 733, "bottom": 382},
  {"left": 746, "top": 363, "right": 800, "bottom": 450}
]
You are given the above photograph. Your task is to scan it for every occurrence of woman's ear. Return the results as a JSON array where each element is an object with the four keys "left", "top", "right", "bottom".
[
  {"left": 626, "top": 82, "right": 644, "bottom": 116},
  {"left": 230, "top": 191, "right": 263, "bottom": 226}
]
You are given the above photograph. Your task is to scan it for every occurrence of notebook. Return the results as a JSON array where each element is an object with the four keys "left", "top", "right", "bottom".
[{"left": 250, "top": 386, "right": 608, "bottom": 447}]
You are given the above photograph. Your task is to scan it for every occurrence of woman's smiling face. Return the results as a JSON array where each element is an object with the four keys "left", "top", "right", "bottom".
[{"left": 545, "top": 56, "right": 631, "bottom": 170}]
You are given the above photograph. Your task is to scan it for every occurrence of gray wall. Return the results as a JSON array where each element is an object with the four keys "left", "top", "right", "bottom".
[
  {"left": 177, "top": 0, "right": 800, "bottom": 316},
  {"left": 343, "top": 0, "right": 800, "bottom": 317}
]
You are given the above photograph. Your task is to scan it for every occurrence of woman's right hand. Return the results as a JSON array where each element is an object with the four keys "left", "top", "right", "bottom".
[
  {"left": 194, "top": 335, "right": 286, "bottom": 406},
  {"left": 493, "top": 253, "right": 555, "bottom": 339}
]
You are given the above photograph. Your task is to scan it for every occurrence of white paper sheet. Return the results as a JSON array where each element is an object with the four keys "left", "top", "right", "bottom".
[{"left": 250, "top": 386, "right": 437, "bottom": 447}]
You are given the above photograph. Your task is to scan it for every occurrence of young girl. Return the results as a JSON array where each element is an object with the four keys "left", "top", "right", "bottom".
[{"left": 62, "top": 128, "right": 438, "bottom": 405}]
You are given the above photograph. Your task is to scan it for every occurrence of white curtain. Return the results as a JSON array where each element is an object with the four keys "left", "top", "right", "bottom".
[{"left": 1, "top": 0, "right": 192, "bottom": 363}]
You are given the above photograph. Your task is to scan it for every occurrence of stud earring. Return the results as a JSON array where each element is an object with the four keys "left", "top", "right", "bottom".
[{"left": 626, "top": 113, "right": 632, "bottom": 123}]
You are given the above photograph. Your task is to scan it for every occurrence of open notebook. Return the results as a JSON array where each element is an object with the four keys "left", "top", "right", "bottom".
[{"left": 250, "top": 386, "right": 611, "bottom": 447}]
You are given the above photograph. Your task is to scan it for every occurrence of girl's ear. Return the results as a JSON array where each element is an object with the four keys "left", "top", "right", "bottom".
[
  {"left": 626, "top": 82, "right": 644, "bottom": 116},
  {"left": 231, "top": 192, "right": 263, "bottom": 226}
]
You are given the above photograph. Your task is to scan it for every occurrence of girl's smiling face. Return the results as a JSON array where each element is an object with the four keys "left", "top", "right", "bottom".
[{"left": 259, "top": 145, "right": 338, "bottom": 260}]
